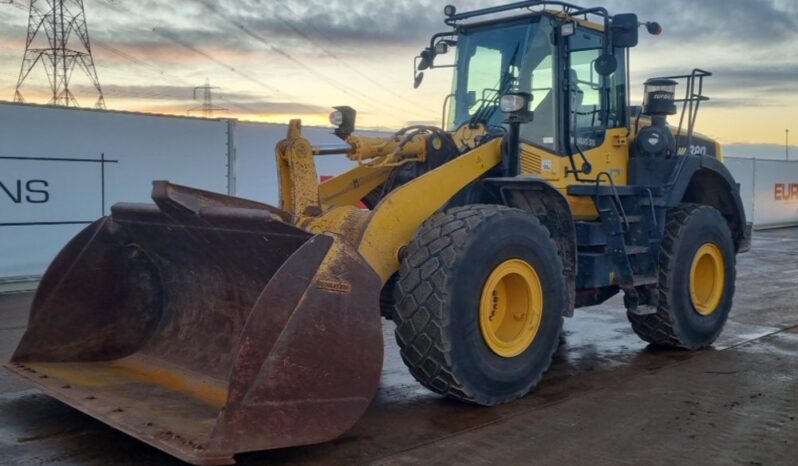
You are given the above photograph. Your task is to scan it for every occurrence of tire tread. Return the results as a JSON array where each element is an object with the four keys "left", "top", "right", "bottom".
[
  {"left": 628, "top": 203, "right": 734, "bottom": 349},
  {"left": 394, "top": 205, "right": 563, "bottom": 405}
]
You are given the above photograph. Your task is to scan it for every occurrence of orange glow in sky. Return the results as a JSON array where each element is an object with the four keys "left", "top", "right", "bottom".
[{"left": 0, "top": 0, "right": 795, "bottom": 150}]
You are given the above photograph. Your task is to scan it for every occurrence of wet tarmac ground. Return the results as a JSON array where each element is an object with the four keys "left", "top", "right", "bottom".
[{"left": 1, "top": 229, "right": 797, "bottom": 466}]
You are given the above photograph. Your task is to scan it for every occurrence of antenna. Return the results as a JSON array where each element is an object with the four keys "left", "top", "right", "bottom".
[
  {"left": 12, "top": 0, "right": 105, "bottom": 108},
  {"left": 188, "top": 79, "right": 227, "bottom": 118}
]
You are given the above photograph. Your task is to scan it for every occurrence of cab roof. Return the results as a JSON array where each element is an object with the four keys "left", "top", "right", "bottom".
[{"left": 445, "top": 1, "right": 610, "bottom": 31}]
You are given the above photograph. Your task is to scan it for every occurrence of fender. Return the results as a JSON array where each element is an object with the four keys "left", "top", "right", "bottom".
[
  {"left": 356, "top": 138, "right": 504, "bottom": 283},
  {"left": 483, "top": 176, "right": 577, "bottom": 316},
  {"left": 665, "top": 155, "right": 752, "bottom": 252}
]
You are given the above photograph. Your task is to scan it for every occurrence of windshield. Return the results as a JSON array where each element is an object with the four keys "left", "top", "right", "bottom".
[{"left": 448, "top": 17, "right": 557, "bottom": 149}]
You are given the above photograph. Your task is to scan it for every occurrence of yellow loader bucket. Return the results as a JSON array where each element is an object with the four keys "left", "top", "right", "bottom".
[{"left": 5, "top": 181, "right": 383, "bottom": 465}]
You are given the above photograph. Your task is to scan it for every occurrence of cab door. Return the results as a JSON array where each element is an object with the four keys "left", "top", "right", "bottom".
[{"left": 518, "top": 25, "right": 630, "bottom": 220}]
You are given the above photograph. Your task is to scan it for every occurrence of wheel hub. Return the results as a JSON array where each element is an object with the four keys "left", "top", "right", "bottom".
[
  {"left": 479, "top": 259, "right": 543, "bottom": 358},
  {"left": 690, "top": 243, "right": 725, "bottom": 316}
]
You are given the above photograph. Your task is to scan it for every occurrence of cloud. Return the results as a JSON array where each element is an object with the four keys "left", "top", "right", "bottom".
[
  {"left": 84, "top": 84, "right": 196, "bottom": 100},
  {"left": 71, "top": 83, "right": 328, "bottom": 115},
  {"left": 2, "top": 0, "right": 797, "bottom": 139},
  {"left": 603, "top": 0, "right": 798, "bottom": 44},
  {"left": 724, "top": 143, "right": 795, "bottom": 159},
  {"left": 703, "top": 97, "right": 779, "bottom": 109},
  {"left": 85, "top": 0, "right": 471, "bottom": 55},
  {"left": 5, "top": 0, "right": 797, "bottom": 58},
  {"left": 707, "top": 65, "right": 798, "bottom": 94},
  {"left": 218, "top": 99, "right": 329, "bottom": 115},
  {"left": 193, "top": 0, "right": 450, "bottom": 47},
  {"left": 134, "top": 100, "right": 328, "bottom": 118},
  {"left": 638, "top": 62, "right": 798, "bottom": 110}
]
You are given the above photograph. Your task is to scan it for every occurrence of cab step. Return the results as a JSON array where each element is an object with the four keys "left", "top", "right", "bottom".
[
  {"left": 632, "top": 274, "right": 658, "bottom": 286},
  {"left": 625, "top": 245, "right": 649, "bottom": 255}
]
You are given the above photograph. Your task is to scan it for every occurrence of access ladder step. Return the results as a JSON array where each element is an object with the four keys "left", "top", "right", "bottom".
[
  {"left": 568, "top": 185, "right": 640, "bottom": 197},
  {"left": 575, "top": 216, "right": 647, "bottom": 247},
  {"left": 625, "top": 245, "right": 649, "bottom": 255},
  {"left": 597, "top": 212, "right": 643, "bottom": 223},
  {"left": 628, "top": 304, "right": 658, "bottom": 316},
  {"left": 632, "top": 274, "right": 659, "bottom": 286}
]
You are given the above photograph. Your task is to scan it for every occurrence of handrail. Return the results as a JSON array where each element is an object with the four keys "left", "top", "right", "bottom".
[
  {"left": 652, "top": 69, "right": 712, "bottom": 152},
  {"left": 445, "top": 1, "right": 601, "bottom": 26}
]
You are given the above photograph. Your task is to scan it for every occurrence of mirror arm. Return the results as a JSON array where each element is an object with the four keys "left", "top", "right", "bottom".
[
  {"left": 570, "top": 7, "right": 612, "bottom": 52},
  {"left": 427, "top": 31, "right": 457, "bottom": 51}
]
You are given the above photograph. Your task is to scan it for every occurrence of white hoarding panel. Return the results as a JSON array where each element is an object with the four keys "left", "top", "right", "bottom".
[
  {"left": 752, "top": 159, "right": 798, "bottom": 229},
  {"left": 1, "top": 102, "right": 397, "bottom": 282},
  {"left": 0, "top": 102, "right": 230, "bottom": 281},
  {"left": 724, "top": 157, "right": 755, "bottom": 223}
]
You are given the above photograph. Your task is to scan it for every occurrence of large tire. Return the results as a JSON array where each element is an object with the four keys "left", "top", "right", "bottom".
[
  {"left": 393, "top": 205, "right": 566, "bottom": 406},
  {"left": 362, "top": 186, "right": 386, "bottom": 211},
  {"left": 628, "top": 204, "right": 736, "bottom": 349}
]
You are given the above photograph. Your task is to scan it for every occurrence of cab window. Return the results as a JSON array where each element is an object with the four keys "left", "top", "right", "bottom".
[{"left": 568, "top": 28, "right": 627, "bottom": 149}]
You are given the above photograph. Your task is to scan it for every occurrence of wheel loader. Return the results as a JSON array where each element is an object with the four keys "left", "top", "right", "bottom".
[{"left": 6, "top": 1, "right": 752, "bottom": 464}]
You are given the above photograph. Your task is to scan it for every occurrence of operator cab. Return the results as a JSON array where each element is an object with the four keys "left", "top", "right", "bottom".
[
  {"left": 445, "top": 15, "right": 628, "bottom": 154},
  {"left": 415, "top": 1, "right": 662, "bottom": 178}
]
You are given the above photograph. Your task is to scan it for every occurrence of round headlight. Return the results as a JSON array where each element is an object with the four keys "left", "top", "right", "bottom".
[
  {"left": 444, "top": 4, "right": 456, "bottom": 17},
  {"left": 500, "top": 94, "right": 529, "bottom": 113},
  {"left": 329, "top": 110, "right": 344, "bottom": 126}
]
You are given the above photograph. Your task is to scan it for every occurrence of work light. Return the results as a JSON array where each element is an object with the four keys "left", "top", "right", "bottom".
[
  {"left": 560, "top": 21, "right": 576, "bottom": 37},
  {"left": 330, "top": 106, "right": 357, "bottom": 139},
  {"left": 500, "top": 93, "right": 531, "bottom": 113},
  {"left": 329, "top": 110, "right": 344, "bottom": 126}
]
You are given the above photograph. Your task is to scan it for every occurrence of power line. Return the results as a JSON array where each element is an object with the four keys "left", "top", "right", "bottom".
[
  {"left": 93, "top": 41, "right": 165, "bottom": 76},
  {"left": 72, "top": 0, "right": 417, "bottom": 122},
  {"left": 190, "top": 1, "right": 351, "bottom": 94},
  {"left": 90, "top": 38, "right": 280, "bottom": 116},
  {"left": 264, "top": 0, "right": 422, "bottom": 108},
  {"left": 97, "top": 0, "right": 298, "bottom": 101},
  {"left": 1, "top": 1, "right": 27, "bottom": 12},
  {"left": 189, "top": 0, "right": 407, "bottom": 120},
  {"left": 151, "top": 27, "right": 289, "bottom": 98},
  {"left": 100, "top": 0, "right": 411, "bottom": 121}
]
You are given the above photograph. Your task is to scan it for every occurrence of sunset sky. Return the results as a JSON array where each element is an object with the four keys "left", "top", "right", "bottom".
[{"left": 0, "top": 0, "right": 796, "bottom": 155}]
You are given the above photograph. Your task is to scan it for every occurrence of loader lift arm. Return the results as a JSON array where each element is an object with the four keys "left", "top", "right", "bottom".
[{"left": 279, "top": 119, "right": 504, "bottom": 283}]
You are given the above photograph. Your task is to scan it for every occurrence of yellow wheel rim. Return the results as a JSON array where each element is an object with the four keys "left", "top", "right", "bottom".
[
  {"left": 479, "top": 259, "right": 543, "bottom": 358},
  {"left": 689, "top": 243, "right": 726, "bottom": 316}
]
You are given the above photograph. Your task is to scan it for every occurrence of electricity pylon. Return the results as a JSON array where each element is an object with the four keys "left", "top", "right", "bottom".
[
  {"left": 188, "top": 79, "right": 226, "bottom": 118},
  {"left": 13, "top": 0, "right": 105, "bottom": 108}
]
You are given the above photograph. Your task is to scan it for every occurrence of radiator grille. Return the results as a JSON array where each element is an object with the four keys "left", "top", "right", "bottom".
[{"left": 520, "top": 147, "right": 542, "bottom": 175}]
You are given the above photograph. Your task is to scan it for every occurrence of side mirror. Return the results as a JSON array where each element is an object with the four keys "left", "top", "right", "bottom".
[
  {"left": 435, "top": 42, "right": 449, "bottom": 55},
  {"left": 417, "top": 48, "right": 434, "bottom": 71},
  {"left": 414, "top": 72, "right": 425, "bottom": 89},
  {"left": 612, "top": 13, "right": 639, "bottom": 48}
]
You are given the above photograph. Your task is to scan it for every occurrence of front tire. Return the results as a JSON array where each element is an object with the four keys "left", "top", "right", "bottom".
[
  {"left": 393, "top": 205, "right": 566, "bottom": 406},
  {"left": 628, "top": 204, "right": 736, "bottom": 349}
]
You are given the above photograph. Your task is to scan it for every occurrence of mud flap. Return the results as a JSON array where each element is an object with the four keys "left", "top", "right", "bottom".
[{"left": 5, "top": 181, "right": 383, "bottom": 465}]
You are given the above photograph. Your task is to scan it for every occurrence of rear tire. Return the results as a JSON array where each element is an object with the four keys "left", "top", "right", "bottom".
[
  {"left": 628, "top": 204, "right": 736, "bottom": 349},
  {"left": 393, "top": 205, "right": 566, "bottom": 406}
]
